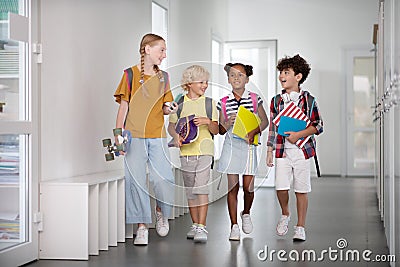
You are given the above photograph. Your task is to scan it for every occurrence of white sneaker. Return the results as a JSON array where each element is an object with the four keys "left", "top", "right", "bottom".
[
  {"left": 293, "top": 226, "right": 306, "bottom": 241},
  {"left": 229, "top": 224, "right": 240, "bottom": 241},
  {"left": 194, "top": 225, "right": 208, "bottom": 243},
  {"left": 240, "top": 212, "right": 253, "bottom": 234},
  {"left": 276, "top": 215, "right": 290, "bottom": 236},
  {"left": 187, "top": 224, "right": 197, "bottom": 239},
  {"left": 155, "top": 209, "right": 169, "bottom": 237},
  {"left": 134, "top": 226, "right": 148, "bottom": 245}
]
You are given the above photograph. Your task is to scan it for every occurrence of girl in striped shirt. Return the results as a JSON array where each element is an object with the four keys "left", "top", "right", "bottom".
[{"left": 217, "top": 63, "right": 269, "bottom": 241}]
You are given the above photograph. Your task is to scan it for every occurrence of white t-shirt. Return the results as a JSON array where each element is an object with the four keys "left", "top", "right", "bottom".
[{"left": 283, "top": 93, "right": 301, "bottom": 150}]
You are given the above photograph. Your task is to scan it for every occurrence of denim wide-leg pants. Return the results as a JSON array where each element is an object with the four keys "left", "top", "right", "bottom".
[{"left": 124, "top": 138, "right": 175, "bottom": 224}]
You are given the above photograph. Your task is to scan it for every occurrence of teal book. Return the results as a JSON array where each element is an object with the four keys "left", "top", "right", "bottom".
[{"left": 277, "top": 116, "right": 307, "bottom": 137}]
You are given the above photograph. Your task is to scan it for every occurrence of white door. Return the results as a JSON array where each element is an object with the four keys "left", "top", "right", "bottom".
[
  {"left": 345, "top": 49, "right": 376, "bottom": 176},
  {"left": 224, "top": 40, "right": 277, "bottom": 187},
  {"left": 0, "top": 0, "right": 39, "bottom": 265}
]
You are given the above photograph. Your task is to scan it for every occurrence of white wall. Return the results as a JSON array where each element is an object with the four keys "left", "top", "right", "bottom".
[
  {"left": 40, "top": 0, "right": 152, "bottom": 180},
  {"left": 168, "top": 0, "right": 228, "bottom": 95},
  {"left": 227, "top": 0, "right": 379, "bottom": 175},
  {"left": 168, "top": 0, "right": 228, "bottom": 66}
]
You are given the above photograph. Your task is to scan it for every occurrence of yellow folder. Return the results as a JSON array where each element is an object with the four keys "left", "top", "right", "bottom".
[{"left": 232, "top": 106, "right": 261, "bottom": 145}]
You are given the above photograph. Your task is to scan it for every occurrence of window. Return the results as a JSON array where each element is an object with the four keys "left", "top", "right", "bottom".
[{"left": 152, "top": 1, "right": 168, "bottom": 69}]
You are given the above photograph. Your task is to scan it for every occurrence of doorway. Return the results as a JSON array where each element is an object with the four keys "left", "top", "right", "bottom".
[{"left": 345, "top": 49, "right": 376, "bottom": 176}]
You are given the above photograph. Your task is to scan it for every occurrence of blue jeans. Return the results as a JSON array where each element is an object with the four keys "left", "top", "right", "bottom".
[{"left": 124, "top": 138, "right": 175, "bottom": 224}]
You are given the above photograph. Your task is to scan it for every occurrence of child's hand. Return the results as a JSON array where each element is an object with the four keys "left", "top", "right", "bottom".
[
  {"left": 164, "top": 102, "right": 178, "bottom": 114},
  {"left": 284, "top": 131, "right": 301, "bottom": 144},
  {"left": 246, "top": 128, "right": 258, "bottom": 145},
  {"left": 114, "top": 137, "right": 125, "bottom": 156},
  {"left": 173, "top": 134, "right": 183, "bottom": 148},
  {"left": 193, "top": 116, "right": 211, "bottom": 126},
  {"left": 266, "top": 151, "right": 274, "bottom": 167},
  {"left": 226, "top": 113, "right": 236, "bottom": 128}
]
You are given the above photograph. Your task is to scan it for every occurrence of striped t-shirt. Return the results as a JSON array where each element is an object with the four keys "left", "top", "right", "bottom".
[{"left": 217, "top": 90, "right": 263, "bottom": 120}]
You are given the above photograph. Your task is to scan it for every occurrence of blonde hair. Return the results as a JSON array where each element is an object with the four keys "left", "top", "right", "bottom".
[
  {"left": 181, "top": 65, "right": 210, "bottom": 91},
  {"left": 139, "top": 33, "right": 165, "bottom": 96}
]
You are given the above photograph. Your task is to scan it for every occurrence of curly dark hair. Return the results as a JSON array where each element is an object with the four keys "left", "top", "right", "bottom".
[
  {"left": 224, "top": 63, "right": 253, "bottom": 77},
  {"left": 276, "top": 54, "right": 310, "bottom": 85}
]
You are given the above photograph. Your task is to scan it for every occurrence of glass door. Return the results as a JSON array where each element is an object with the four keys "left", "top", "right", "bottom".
[
  {"left": 0, "top": 0, "right": 38, "bottom": 265},
  {"left": 345, "top": 50, "right": 376, "bottom": 176},
  {"left": 224, "top": 40, "right": 277, "bottom": 187}
]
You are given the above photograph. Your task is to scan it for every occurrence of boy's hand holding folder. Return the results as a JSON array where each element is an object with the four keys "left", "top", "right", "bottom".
[
  {"left": 272, "top": 102, "right": 311, "bottom": 148},
  {"left": 277, "top": 116, "right": 307, "bottom": 137}
]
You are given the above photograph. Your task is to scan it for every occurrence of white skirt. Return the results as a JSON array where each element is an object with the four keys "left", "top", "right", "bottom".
[{"left": 217, "top": 131, "right": 258, "bottom": 175}]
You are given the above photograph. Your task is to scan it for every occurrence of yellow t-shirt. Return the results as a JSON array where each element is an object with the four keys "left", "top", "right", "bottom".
[
  {"left": 114, "top": 65, "right": 173, "bottom": 138},
  {"left": 169, "top": 95, "right": 218, "bottom": 156}
]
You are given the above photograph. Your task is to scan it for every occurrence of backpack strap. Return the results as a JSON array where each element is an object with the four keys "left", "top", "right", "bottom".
[
  {"left": 205, "top": 97, "right": 214, "bottom": 138},
  {"left": 161, "top": 70, "right": 169, "bottom": 93},
  {"left": 176, "top": 95, "right": 185, "bottom": 119},
  {"left": 249, "top": 92, "right": 258, "bottom": 113},
  {"left": 304, "top": 92, "right": 320, "bottom": 177},
  {"left": 205, "top": 97, "right": 213, "bottom": 119},
  {"left": 306, "top": 94, "right": 315, "bottom": 118},
  {"left": 274, "top": 94, "right": 282, "bottom": 113},
  {"left": 221, "top": 95, "right": 229, "bottom": 121},
  {"left": 122, "top": 67, "right": 134, "bottom": 127},
  {"left": 205, "top": 96, "right": 215, "bottom": 169},
  {"left": 124, "top": 67, "right": 133, "bottom": 98}
]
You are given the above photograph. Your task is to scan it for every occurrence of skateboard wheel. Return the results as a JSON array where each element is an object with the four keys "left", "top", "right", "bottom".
[
  {"left": 102, "top": 138, "right": 112, "bottom": 147},
  {"left": 113, "top": 128, "right": 122, "bottom": 136},
  {"left": 105, "top": 153, "right": 114, "bottom": 161}
]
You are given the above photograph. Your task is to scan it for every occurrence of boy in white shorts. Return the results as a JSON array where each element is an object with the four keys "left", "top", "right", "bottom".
[{"left": 266, "top": 54, "right": 323, "bottom": 241}]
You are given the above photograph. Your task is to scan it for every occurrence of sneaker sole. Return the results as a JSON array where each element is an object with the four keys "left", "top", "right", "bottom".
[
  {"left": 242, "top": 227, "right": 253, "bottom": 234},
  {"left": 276, "top": 226, "right": 289, "bottom": 236},
  {"left": 134, "top": 243, "right": 148, "bottom": 246},
  {"left": 187, "top": 236, "right": 194, "bottom": 239},
  {"left": 156, "top": 227, "right": 169, "bottom": 237},
  {"left": 229, "top": 237, "right": 240, "bottom": 241},
  {"left": 276, "top": 230, "right": 288, "bottom": 236},
  {"left": 194, "top": 238, "right": 207, "bottom": 243},
  {"left": 293, "top": 238, "right": 306, "bottom": 242},
  {"left": 156, "top": 231, "right": 169, "bottom": 237},
  {"left": 240, "top": 213, "right": 253, "bottom": 234}
]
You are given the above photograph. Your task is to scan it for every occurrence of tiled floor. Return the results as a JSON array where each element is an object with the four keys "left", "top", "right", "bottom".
[{"left": 25, "top": 177, "right": 390, "bottom": 267}]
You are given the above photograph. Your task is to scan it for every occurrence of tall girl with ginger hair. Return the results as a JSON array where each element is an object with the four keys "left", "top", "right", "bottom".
[{"left": 114, "top": 33, "right": 177, "bottom": 246}]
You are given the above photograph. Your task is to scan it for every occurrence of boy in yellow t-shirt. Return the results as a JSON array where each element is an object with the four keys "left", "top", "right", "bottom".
[{"left": 168, "top": 65, "right": 218, "bottom": 243}]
